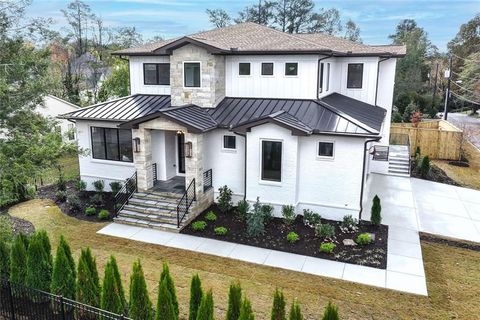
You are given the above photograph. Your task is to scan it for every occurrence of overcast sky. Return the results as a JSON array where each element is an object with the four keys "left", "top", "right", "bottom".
[{"left": 26, "top": 0, "right": 480, "bottom": 51}]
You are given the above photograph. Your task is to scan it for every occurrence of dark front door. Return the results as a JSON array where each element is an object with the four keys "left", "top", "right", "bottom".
[{"left": 177, "top": 133, "right": 185, "bottom": 174}]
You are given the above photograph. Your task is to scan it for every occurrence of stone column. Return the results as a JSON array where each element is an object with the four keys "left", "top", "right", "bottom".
[
  {"left": 133, "top": 127, "right": 153, "bottom": 191},
  {"left": 185, "top": 132, "right": 204, "bottom": 199}
]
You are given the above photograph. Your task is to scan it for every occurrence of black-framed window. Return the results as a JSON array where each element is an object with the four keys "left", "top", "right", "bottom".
[
  {"left": 223, "top": 135, "right": 236, "bottom": 149},
  {"left": 91, "top": 127, "right": 133, "bottom": 162},
  {"left": 261, "top": 140, "right": 282, "bottom": 182},
  {"left": 143, "top": 63, "right": 170, "bottom": 85},
  {"left": 261, "top": 62, "right": 274, "bottom": 76},
  {"left": 239, "top": 63, "right": 250, "bottom": 76},
  {"left": 326, "top": 63, "right": 330, "bottom": 91},
  {"left": 319, "top": 62, "right": 324, "bottom": 93},
  {"left": 318, "top": 141, "right": 334, "bottom": 158},
  {"left": 347, "top": 63, "right": 363, "bottom": 88},
  {"left": 285, "top": 62, "right": 298, "bottom": 76},
  {"left": 184, "top": 62, "right": 201, "bottom": 87}
]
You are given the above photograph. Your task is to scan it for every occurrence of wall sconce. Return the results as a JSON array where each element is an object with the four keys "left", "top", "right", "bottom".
[
  {"left": 185, "top": 141, "right": 193, "bottom": 158},
  {"left": 133, "top": 138, "right": 141, "bottom": 153}
]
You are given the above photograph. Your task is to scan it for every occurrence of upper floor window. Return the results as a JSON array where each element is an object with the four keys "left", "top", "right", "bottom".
[
  {"left": 91, "top": 127, "right": 133, "bottom": 162},
  {"left": 143, "top": 63, "right": 170, "bottom": 85},
  {"left": 184, "top": 62, "right": 201, "bottom": 87},
  {"left": 223, "top": 135, "right": 236, "bottom": 149},
  {"left": 239, "top": 63, "right": 250, "bottom": 76},
  {"left": 261, "top": 63, "right": 274, "bottom": 76},
  {"left": 347, "top": 63, "right": 363, "bottom": 89},
  {"left": 285, "top": 63, "right": 298, "bottom": 76}
]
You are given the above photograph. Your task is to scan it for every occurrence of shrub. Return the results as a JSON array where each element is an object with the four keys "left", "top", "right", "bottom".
[
  {"left": 288, "top": 299, "right": 303, "bottom": 320},
  {"left": 0, "top": 215, "right": 13, "bottom": 244},
  {"left": 339, "top": 215, "right": 358, "bottom": 233},
  {"left": 315, "top": 223, "right": 336, "bottom": 240},
  {"left": 246, "top": 198, "right": 266, "bottom": 237},
  {"left": 319, "top": 242, "right": 336, "bottom": 254},
  {"left": 205, "top": 211, "right": 217, "bottom": 221},
  {"left": 51, "top": 236, "right": 76, "bottom": 299},
  {"left": 420, "top": 155, "right": 431, "bottom": 178},
  {"left": 90, "top": 193, "right": 104, "bottom": 206},
  {"left": 57, "top": 174, "right": 67, "bottom": 191},
  {"left": 261, "top": 204, "right": 274, "bottom": 222},
  {"left": 282, "top": 205, "right": 296, "bottom": 225},
  {"left": 109, "top": 181, "right": 122, "bottom": 195},
  {"left": 356, "top": 233, "right": 373, "bottom": 245},
  {"left": 189, "top": 274, "right": 203, "bottom": 320},
  {"left": 85, "top": 207, "right": 96, "bottom": 216},
  {"left": 236, "top": 200, "right": 250, "bottom": 219},
  {"left": 217, "top": 185, "right": 233, "bottom": 213},
  {"left": 75, "top": 179, "right": 87, "bottom": 192},
  {"left": 160, "top": 263, "right": 179, "bottom": 317},
  {"left": 196, "top": 289, "right": 214, "bottom": 320},
  {"left": 192, "top": 221, "right": 207, "bottom": 232},
  {"left": 55, "top": 190, "right": 67, "bottom": 202},
  {"left": 214, "top": 226, "right": 228, "bottom": 236},
  {"left": 93, "top": 179, "right": 105, "bottom": 193},
  {"left": 156, "top": 277, "right": 176, "bottom": 320},
  {"left": 101, "top": 256, "right": 127, "bottom": 315},
  {"left": 97, "top": 209, "right": 110, "bottom": 220},
  {"left": 370, "top": 195, "right": 382, "bottom": 226},
  {"left": 239, "top": 297, "right": 255, "bottom": 320},
  {"left": 76, "top": 247, "right": 101, "bottom": 307},
  {"left": 271, "top": 288, "right": 286, "bottom": 320},
  {"left": 322, "top": 301, "right": 339, "bottom": 320},
  {"left": 26, "top": 232, "right": 52, "bottom": 291},
  {"left": 286, "top": 232, "right": 299, "bottom": 243},
  {"left": 129, "top": 259, "right": 153, "bottom": 320},
  {"left": 67, "top": 195, "right": 82, "bottom": 212},
  {"left": 226, "top": 281, "right": 242, "bottom": 320},
  {"left": 303, "top": 209, "right": 321, "bottom": 227},
  {"left": 0, "top": 240, "right": 10, "bottom": 279},
  {"left": 10, "top": 234, "right": 28, "bottom": 285}
]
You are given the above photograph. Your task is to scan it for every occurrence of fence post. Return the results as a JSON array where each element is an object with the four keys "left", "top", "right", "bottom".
[
  {"left": 7, "top": 280, "right": 15, "bottom": 320},
  {"left": 60, "top": 296, "right": 66, "bottom": 320}
]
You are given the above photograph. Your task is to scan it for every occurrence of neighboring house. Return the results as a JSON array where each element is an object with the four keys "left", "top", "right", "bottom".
[
  {"left": 60, "top": 22, "right": 406, "bottom": 230},
  {"left": 70, "top": 53, "right": 111, "bottom": 103},
  {"left": 37, "top": 95, "right": 81, "bottom": 142}
]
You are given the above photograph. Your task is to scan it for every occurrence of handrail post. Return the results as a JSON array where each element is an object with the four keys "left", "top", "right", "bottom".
[
  {"left": 193, "top": 179, "right": 196, "bottom": 201},
  {"left": 177, "top": 206, "right": 180, "bottom": 228}
]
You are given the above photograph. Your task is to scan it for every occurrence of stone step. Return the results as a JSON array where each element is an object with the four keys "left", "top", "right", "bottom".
[
  {"left": 389, "top": 163, "right": 410, "bottom": 170},
  {"left": 134, "top": 191, "right": 183, "bottom": 202},
  {"left": 113, "top": 216, "right": 183, "bottom": 232},
  {"left": 128, "top": 197, "right": 178, "bottom": 210},
  {"left": 389, "top": 155, "right": 410, "bottom": 160},
  {"left": 123, "top": 204, "right": 175, "bottom": 216},
  {"left": 118, "top": 209, "right": 179, "bottom": 224},
  {"left": 388, "top": 168, "right": 410, "bottom": 175},
  {"left": 389, "top": 158, "right": 410, "bottom": 164}
]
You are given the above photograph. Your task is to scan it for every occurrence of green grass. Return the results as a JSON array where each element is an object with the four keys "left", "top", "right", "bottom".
[{"left": 36, "top": 156, "right": 79, "bottom": 186}]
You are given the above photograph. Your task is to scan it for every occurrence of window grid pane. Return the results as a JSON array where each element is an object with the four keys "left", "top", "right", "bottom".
[
  {"left": 91, "top": 127, "right": 132, "bottom": 163},
  {"left": 318, "top": 142, "right": 334, "bottom": 157},
  {"left": 158, "top": 63, "right": 170, "bottom": 85},
  {"left": 223, "top": 136, "right": 236, "bottom": 149},
  {"left": 119, "top": 129, "right": 133, "bottom": 162},
  {"left": 144, "top": 64, "right": 158, "bottom": 85},
  {"left": 262, "top": 141, "right": 282, "bottom": 182},
  {"left": 239, "top": 63, "right": 250, "bottom": 75},
  {"left": 91, "top": 127, "right": 106, "bottom": 159},
  {"left": 184, "top": 63, "right": 201, "bottom": 87},
  {"left": 105, "top": 128, "right": 119, "bottom": 161},
  {"left": 261, "top": 63, "right": 274, "bottom": 76},
  {"left": 347, "top": 63, "right": 363, "bottom": 88},
  {"left": 285, "top": 63, "right": 298, "bottom": 76}
]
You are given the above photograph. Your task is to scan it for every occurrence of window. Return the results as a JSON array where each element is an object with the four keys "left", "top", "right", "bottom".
[
  {"left": 184, "top": 62, "right": 201, "bottom": 87},
  {"left": 319, "top": 63, "right": 324, "bottom": 93},
  {"left": 318, "top": 141, "right": 334, "bottom": 158},
  {"left": 261, "top": 140, "right": 282, "bottom": 182},
  {"left": 223, "top": 135, "right": 236, "bottom": 149},
  {"left": 347, "top": 63, "right": 363, "bottom": 88},
  {"left": 239, "top": 63, "right": 250, "bottom": 76},
  {"left": 67, "top": 124, "right": 75, "bottom": 140},
  {"left": 326, "top": 63, "right": 330, "bottom": 91},
  {"left": 143, "top": 63, "right": 170, "bottom": 85},
  {"left": 91, "top": 127, "right": 133, "bottom": 162},
  {"left": 261, "top": 63, "right": 274, "bottom": 76},
  {"left": 285, "top": 63, "right": 298, "bottom": 76}
]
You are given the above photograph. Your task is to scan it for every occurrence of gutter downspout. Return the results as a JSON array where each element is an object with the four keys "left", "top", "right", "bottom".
[
  {"left": 317, "top": 54, "right": 333, "bottom": 99},
  {"left": 359, "top": 137, "right": 382, "bottom": 221},
  {"left": 233, "top": 131, "right": 247, "bottom": 201},
  {"left": 374, "top": 57, "right": 391, "bottom": 106}
]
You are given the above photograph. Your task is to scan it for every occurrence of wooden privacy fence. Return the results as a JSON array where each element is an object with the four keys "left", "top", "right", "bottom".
[{"left": 390, "top": 120, "right": 463, "bottom": 160}]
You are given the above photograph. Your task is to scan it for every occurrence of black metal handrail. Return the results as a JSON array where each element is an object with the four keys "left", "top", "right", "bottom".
[
  {"left": 203, "top": 169, "right": 212, "bottom": 192},
  {"left": 114, "top": 171, "right": 137, "bottom": 216},
  {"left": 177, "top": 178, "right": 196, "bottom": 228},
  {"left": 152, "top": 163, "right": 158, "bottom": 183},
  {"left": 372, "top": 145, "right": 389, "bottom": 161}
]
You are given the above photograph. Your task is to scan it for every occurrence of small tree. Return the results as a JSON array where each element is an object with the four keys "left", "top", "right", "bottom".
[
  {"left": 239, "top": 297, "right": 255, "bottom": 320},
  {"left": 26, "top": 232, "right": 52, "bottom": 291},
  {"left": 0, "top": 240, "right": 10, "bottom": 279},
  {"left": 129, "top": 259, "right": 153, "bottom": 320},
  {"left": 189, "top": 274, "right": 203, "bottom": 320},
  {"left": 217, "top": 185, "right": 233, "bottom": 213},
  {"left": 246, "top": 197, "right": 266, "bottom": 237},
  {"left": 321, "top": 301, "right": 339, "bottom": 320},
  {"left": 36, "top": 230, "right": 53, "bottom": 267},
  {"left": 271, "top": 288, "right": 286, "bottom": 320},
  {"left": 51, "top": 236, "right": 76, "bottom": 299},
  {"left": 10, "top": 235, "right": 28, "bottom": 285},
  {"left": 420, "top": 155, "right": 430, "bottom": 178},
  {"left": 156, "top": 278, "right": 176, "bottom": 320},
  {"left": 160, "top": 263, "right": 179, "bottom": 317},
  {"left": 288, "top": 300, "right": 303, "bottom": 320},
  {"left": 76, "top": 247, "right": 101, "bottom": 307},
  {"left": 370, "top": 195, "right": 382, "bottom": 226},
  {"left": 101, "top": 256, "right": 126, "bottom": 315},
  {"left": 196, "top": 289, "right": 214, "bottom": 320},
  {"left": 226, "top": 281, "right": 242, "bottom": 320}
]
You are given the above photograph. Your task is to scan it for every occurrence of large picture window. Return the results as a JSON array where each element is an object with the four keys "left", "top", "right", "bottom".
[
  {"left": 261, "top": 140, "right": 282, "bottom": 182},
  {"left": 91, "top": 127, "right": 133, "bottom": 162},
  {"left": 143, "top": 63, "right": 170, "bottom": 85},
  {"left": 347, "top": 63, "right": 363, "bottom": 88},
  {"left": 184, "top": 62, "right": 201, "bottom": 87}
]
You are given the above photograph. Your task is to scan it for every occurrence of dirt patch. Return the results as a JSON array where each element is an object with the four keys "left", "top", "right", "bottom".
[
  {"left": 411, "top": 163, "right": 460, "bottom": 186},
  {"left": 182, "top": 204, "right": 388, "bottom": 269},
  {"left": 420, "top": 233, "right": 480, "bottom": 252}
]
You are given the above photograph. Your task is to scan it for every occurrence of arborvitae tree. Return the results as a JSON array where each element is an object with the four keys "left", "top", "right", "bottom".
[
  {"left": 226, "top": 281, "right": 242, "bottom": 320},
  {"left": 51, "top": 236, "right": 76, "bottom": 299},
  {"left": 271, "top": 288, "right": 286, "bottom": 320},
  {"left": 196, "top": 289, "right": 214, "bottom": 320},
  {"left": 76, "top": 247, "right": 100, "bottom": 307},
  {"left": 0, "top": 240, "right": 10, "bottom": 279},
  {"left": 288, "top": 300, "right": 303, "bottom": 320},
  {"left": 420, "top": 155, "right": 431, "bottom": 178},
  {"left": 110, "top": 255, "right": 127, "bottom": 310},
  {"left": 156, "top": 278, "right": 176, "bottom": 320},
  {"left": 189, "top": 274, "right": 203, "bottom": 320},
  {"left": 160, "top": 263, "right": 179, "bottom": 317},
  {"left": 370, "top": 195, "right": 382, "bottom": 226},
  {"left": 36, "top": 230, "right": 52, "bottom": 262},
  {"left": 101, "top": 256, "right": 126, "bottom": 315},
  {"left": 239, "top": 297, "right": 255, "bottom": 320},
  {"left": 129, "top": 259, "right": 153, "bottom": 320},
  {"left": 10, "top": 235, "right": 28, "bottom": 285},
  {"left": 322, "top": 301, "right": 339, "bottom": 320},
  {"left": 26, "top": 233, "right": 52, "bottom": 291}
]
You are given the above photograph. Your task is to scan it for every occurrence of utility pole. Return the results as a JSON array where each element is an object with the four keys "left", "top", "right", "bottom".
[
  {"left": 431, "top": 63, "right": 439, "bottom": 110},
  {"left": 443, "top": 55, "right": 452, "bottom": 120}
]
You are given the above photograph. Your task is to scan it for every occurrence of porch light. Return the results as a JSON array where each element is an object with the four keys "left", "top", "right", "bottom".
[
  {"left": 176, "top": 130, "right": 184, "bottom": 135},
  {"left": 133, "top": 137, "right": 141, "bottom": 153},
  {"left": 185, "top": 141, "right": 193, "bottom": 158}
]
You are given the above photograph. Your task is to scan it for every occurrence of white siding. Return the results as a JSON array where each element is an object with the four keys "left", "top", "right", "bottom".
[
  {"left": 129, "top": 56, "right": 171, "bottom": 95},
  {"left": 151, "top": 130, "right": 177, "bottom": 181},
  {"left": 37, "top": 95, "right": 80, "bottom": 142},
  {"left": 376, "top": 58, "right": 397, "bottom": 141}
]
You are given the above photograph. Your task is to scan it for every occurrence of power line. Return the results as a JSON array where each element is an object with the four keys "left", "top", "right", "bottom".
[
  {"left": 451, "top": 52, "right": 480, "bottom": 64},
  {"left": 451, "top": 81, "right": 480, "bottom": 98},
  {"left": 450, "top": 70, "right": 480, "bottom": 83},
  {"left": 450, "top": 91, "right": 480, "bottom": 106}
]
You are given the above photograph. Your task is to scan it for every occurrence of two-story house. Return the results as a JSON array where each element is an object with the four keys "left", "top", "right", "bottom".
[{"left": 61, "top": 22, "right": 406, "bottom": 230}]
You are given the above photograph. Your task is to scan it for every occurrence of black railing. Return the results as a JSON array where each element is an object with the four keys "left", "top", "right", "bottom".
[
  {"left": 203, "top": 169, "right": 212, "bottom": 192},
  {"left": 177, "top": 178, "right": 196, "bottom": 228},
  {"left": 114, "top": 171, "right": 137, "bottom": 216},
  {"left": 152, "top": 163, "right": 158, "bottom": 183},
  {"left": 372, "top": 145, "right": 389, "bottom": 161},
  {"left": 0, "top": 278, "right": 130, "bottom": 320}
]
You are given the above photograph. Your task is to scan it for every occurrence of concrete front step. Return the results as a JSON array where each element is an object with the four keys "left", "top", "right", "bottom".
[
  {"left": 388, "top": 169, "right": 410, "bottom": 176},
  {"left": 389, "top": 164, "right": 410, "bottom": 170},
  {"left": 113, "top": 216, "right": 183, "bottom": 232}
]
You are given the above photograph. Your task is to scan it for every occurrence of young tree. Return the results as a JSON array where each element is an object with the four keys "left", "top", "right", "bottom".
[
  {"left": 239, "top": 297, "right": 255, "bottom": 320},
  {"left": 97, "top": 58, "right": 130, "bottom": 102},
  {"left": 51, "top": 236, "right": 76, "bottom": 299},
  {"left": 0, "top": 240, "right": 10, "bottom": 279},
  {"left": 344, "top": 19, "right": 361, "bottom": 42},
  {"left": 196, "top": 289, "right": 214, "bottom": 320},
  {"left": 275, "top": 0, "right": 315, "bottom": 33},
  {"left": 370, "top": 195, "right": 382, "bottom": 226},
  {"left": 26, "top": 232, "right": 52, "bottom": 291},
  {"left": 101, "top": 256, "right": 127, "bottom": 315},
  {"left": 129, "top": 259, "right": 153, "bottom": 320},
  {"left": 61, "top": 0, "right": 94, "bottom": 56},
  {"left": 235, "top": 1, "right": 277, "bottom": 26},
  {"left": 271, "top": 288, "right": 286, "bottom": 320},
  {"left": 420, "top": 156, "right": 431, "bottom": 178},
  {"left": 189, "top": 274, "right": 203, "bottom": 320},
  {"left": 160, "top": 263, "right": 179, "bottom": 317},
  {"left": 309, "top": 8, "right": 342, "bottom": 35},
  {"left": 226, "top": 281, "right": 242, "bottom": 320},
  {"left": 76, "top": 247, "right": 101, "bottom": 307},
  {"left": 321, "top": 301, "right": 339, "bottom": 320},
  {"left": 9, "top": 235, "right": 28, "bottom": 285},
  {"left": 288, "top": 300, "right": 303, "bottom": 320},
  {"left": 156, "top": 278, "right": 176, "bottom": 320},
  {"left": 206, "top": 9, "right": 232, "bottom": 28},
  {"left": 36, "top": 230, "right": 52, "bottom": 266}
]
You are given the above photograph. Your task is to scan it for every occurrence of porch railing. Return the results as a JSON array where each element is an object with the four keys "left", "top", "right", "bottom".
[
  {"left": 372, "top": 145, "right": 389, "bottom": 161},
  {"left": 203, "top": 169, "right": 213, "bottom": 192},
  {"left": 177, "top": 178, "right": 196, "bottom": 228},
  {"left": 114, "top": 171, "right": 137, "bottom": 216},
  {"left": 152, "top": 162, "right": 158, "bottom": 183}
]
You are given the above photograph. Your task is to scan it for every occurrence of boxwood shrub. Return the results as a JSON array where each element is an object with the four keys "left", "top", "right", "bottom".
[{"left": 192, "top": 221, "right": 207, "bottom": 232}]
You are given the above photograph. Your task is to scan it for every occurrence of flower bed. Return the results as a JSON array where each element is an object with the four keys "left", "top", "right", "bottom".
[{"left": 181, "top": 204, "right": 388, "bottom": 269}]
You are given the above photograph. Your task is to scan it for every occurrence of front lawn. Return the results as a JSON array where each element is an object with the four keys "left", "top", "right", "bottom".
[{"left": 433, "top": 160, "right": 480, "bottom": 190}]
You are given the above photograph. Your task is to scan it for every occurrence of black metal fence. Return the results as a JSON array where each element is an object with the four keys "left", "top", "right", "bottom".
[
  {"left": 113, "top": 171, "right": 138, "bottom": 216},
  {"left": 372, "top": 145, "right": 389, "bottom": 161},
  {"left": 203, "top": 169, "right": 212, "bottom": 192},
  {"left": 0, "top": 278, "right": 130, "bottom": 320},
  {"left": 176, "top": 178, "right": 196, "bottom": 228}
]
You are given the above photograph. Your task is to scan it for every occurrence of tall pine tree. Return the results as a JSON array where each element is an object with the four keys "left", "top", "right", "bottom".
[
  {"left": 226, "top": 281, "right": 242, "bottom": 320},
  {"left": 129, "top": 259, "right": 153, "bottom": 320},
  {"left": 26, "top": 232, "right": 52, "bottom": 291},
  {"left": 10, "top": 234, "right": 28, "bottom": 285},
  {"left": 189, "top": 274, "right": 203, "bottom": 320},
  {"left": 101, "top": 256, "right": 126, "bottom": 315},
  {"left": 76, "top": 247, "right": 100, "bottom": 307},
  {"left": 160, "top": 263, "right": 179, "bottom": 317},
  {"left": 156, "top": 278, "right": 176, "bottom": 320},
  {"left": 51, "top": 236, "right": 76, "bottom": 299}
]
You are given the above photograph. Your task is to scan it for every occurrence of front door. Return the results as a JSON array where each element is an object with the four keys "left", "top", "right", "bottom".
[{"left": 177, "top": 133, "right": 185, "bottom": 174}]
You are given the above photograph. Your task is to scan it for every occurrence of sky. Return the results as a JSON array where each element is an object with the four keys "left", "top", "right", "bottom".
[{"left": 25, "top": 0, "right": 480, "bottom": 52}]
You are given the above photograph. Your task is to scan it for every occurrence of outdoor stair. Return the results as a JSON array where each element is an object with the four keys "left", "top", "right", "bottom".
[{"left": 388, "top": 145, "right": 410, "bottom": 177}]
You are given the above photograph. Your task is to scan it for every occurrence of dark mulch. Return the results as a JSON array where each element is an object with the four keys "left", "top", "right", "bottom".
[
  {"left": 37, "top": 181, "right": 115, "bottom": 222},
  {"left": 420, "top": 233, "right": 480, "bottom": 252},
  {"left": 411, "top": 164, "right": 460, "bottom": 186},
  {"left": 448, "top": 160, "right": 470, "bottom": 167},
  {"left": 182, "top": 204, "right": 388, "bottom": 269},
  {"left": 0, "top": 214, "right": 35, "bottom": 235}
]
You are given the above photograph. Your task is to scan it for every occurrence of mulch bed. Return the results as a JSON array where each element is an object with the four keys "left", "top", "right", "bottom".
[
  {"left": 420, "top": 233, "right": 480, "bottom": 252},
  {"left": 182, "top": 204, "right": 388, "bottom": 269},
  {"left": 0, "top": 214, "right": 35, "bottom": 235},
  {"left": 411, "top": 164, "right": 460, "bottom": 186},
  {"left": 37, "top": 181, "right": 115, "bottom": 222}
]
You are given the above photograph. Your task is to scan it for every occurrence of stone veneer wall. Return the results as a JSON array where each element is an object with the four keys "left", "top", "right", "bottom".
[{"left": 170, "top": 44, "right": 225, "bottom": 108}]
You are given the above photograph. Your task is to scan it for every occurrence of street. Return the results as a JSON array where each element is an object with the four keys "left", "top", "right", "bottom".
[{"left": 447, "top": 112, "right": 480, "bottom": 148}]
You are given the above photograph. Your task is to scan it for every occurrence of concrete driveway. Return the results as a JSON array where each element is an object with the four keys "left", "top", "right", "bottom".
[{"left": 364, "top": 173, "right": 480, "bottom": 243}]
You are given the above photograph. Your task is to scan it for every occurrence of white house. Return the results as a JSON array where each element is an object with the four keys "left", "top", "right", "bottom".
[
  {"left": 37, "top": 95, "right": 80, "bottom": 142},
  {"left": 60, "top": 22, "right": 406, "bottom": 230}
]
